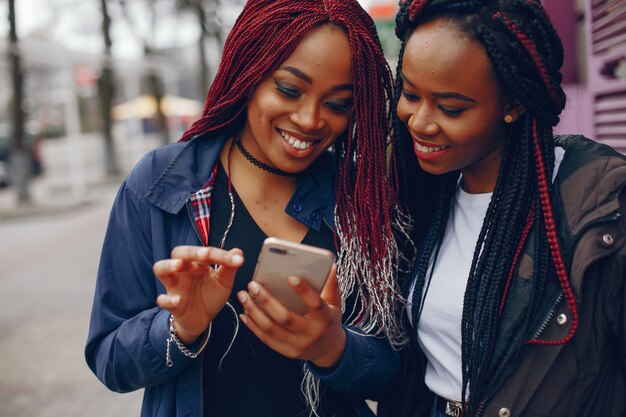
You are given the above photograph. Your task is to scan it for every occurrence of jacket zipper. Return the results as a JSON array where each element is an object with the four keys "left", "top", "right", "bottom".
[
  {"left": 474, "top": 292, "right": 563, "bottom": 417},
  {"left": 186, "top": 197, "right": 206, "bottom": 417},
  {"left": 529, "top": 292, "right": 564, "bottom": 340},
  {"left": 475, "top": 210, "right": 622, "bottom": 416},
  {"left": 186, "top": 199, "right": 207, "bottom": 247},
  {"left": 534, "top": 210, "right": 621, "bottom": 341}
]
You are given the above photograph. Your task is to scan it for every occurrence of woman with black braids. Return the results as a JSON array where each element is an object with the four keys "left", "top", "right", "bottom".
[
  {"left": 313, "top": 1, "right": 626, "bottom": 416},
  {"left": 85, "top": 1, "right": 409, "bottom": 416}
]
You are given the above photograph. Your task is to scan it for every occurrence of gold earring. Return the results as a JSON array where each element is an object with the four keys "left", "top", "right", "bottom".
[{"left": 504, "top": 114, "right": 514, "bottom": 123}]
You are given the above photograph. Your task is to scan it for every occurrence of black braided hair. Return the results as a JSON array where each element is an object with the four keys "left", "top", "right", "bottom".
[{"left": 393, "top": 0, "right": 575, "bottom": 415}]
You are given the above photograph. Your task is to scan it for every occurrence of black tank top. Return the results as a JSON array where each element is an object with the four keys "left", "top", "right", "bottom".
[{"left": 202, "top": 162, "right": 359, "bottom": 417}]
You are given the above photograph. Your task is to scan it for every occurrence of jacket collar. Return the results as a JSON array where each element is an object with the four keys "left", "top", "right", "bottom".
[
  {"left": 145, "top": 132, "right": 227, "bottom": 214},
  {"left": 144, "top": 131, "right": 336, "bottom": 231},
  {"left": 554, "top": 135, "right": 626, "bottom": 235}
]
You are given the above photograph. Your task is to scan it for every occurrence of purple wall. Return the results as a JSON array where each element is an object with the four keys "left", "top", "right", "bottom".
[
  {"left": 543, "top": 0, "right": 578, "bottom": 84},
  {"left": 557, "top": 84, "right": 594, "bottom": 137},
  {"left": 543, "top": 0, "right": 589, "bottom": 136}
]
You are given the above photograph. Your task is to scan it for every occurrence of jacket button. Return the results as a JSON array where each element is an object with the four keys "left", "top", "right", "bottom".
[
  {"left": 556, "top": 313, "right": 568, "bottom": 326},
  {"left": 292, "top": 203, "right": 302, "bottom": 213},
  {"left": 601, "top": 233, "right": 614, "bottom": 247},
  {"left": 498, "top": 408, "right": 511, "bottom": 417}
]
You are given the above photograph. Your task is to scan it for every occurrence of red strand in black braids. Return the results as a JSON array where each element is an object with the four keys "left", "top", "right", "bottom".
[
  {"left": 393, "top": 0, "right": 573, "bottom": 414},
  {"left": 493, "top": 11, "right": 565, "bottom": 113},
  {"left": 525, "top": 118, "right": 579, "bottom": 345},
  {"left": 469, "top": 5, "right": 571, "bottom": 413},
  {"left": 458, "top": 117, "right": 536, "bottom": 411},
  {"left": 491, "top": 6, "right": 576, "bottom": 346},
  {"left": 409, "top": 0, "right": 429, "bottom": 21}
]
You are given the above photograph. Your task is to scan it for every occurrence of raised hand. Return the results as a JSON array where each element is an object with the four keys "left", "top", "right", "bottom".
[{"left": 154, "top": 246, "right": 244, "bottom": 344}]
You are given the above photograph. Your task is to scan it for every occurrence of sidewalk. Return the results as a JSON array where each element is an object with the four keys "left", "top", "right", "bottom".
[
  {"left": 0, "top": 133, "right": 161, "bottom": 221},
  {"left": 0, "top": 135, "right": 151, "bottom": 417},
  {"left": 0, "top": 175, "right": 122, "bottom": 221}
]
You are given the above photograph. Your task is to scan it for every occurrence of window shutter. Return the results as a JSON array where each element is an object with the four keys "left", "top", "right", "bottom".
[{"left": 587, "top": 0, "right": 626, "bottom": 153}]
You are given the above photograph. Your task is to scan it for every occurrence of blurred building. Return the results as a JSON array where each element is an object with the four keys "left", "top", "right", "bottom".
[
  {"left": 547, "top": 0, "right": 626, "bottom": 153},
  {"left": 0, "top": 33, "right": 186, "bottom": 141},
  {"left": 367, "top": 0, "right": 402, "bottom": 67}
]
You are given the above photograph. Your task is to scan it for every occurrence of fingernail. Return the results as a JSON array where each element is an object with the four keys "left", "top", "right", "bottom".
[
  {"left": 239, "top": 314, "right": 248, "bottom": 325},
  {"left": 237, "top": 291, "right": 248, "bottom": 304},
  {"left": 170, "top": 259, "right": 181, "bottom": 270},
  {"left": 171, "top": 295, "right": 180, "bottom": 306},
  {"left": 249, "top": 281, "right": 261, "bottom": 296},
  {"left": 288, "top": 276, "right": 301, "bottom": 286},
  {"left": 231, "top": 254, "right": 243, "bottom": 264},
  {"left": 198, "top": 248, "right": 209, "bottom": 258}
]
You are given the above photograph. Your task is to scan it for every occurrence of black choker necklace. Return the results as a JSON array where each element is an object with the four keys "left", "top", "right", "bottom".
[{"left": 234, "top": 135, "right": 299, "bottom": 178}]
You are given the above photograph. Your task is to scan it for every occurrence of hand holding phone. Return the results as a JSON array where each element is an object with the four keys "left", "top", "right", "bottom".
[{"left": 252, "top": 237, "right": 336, "bottom": 314}]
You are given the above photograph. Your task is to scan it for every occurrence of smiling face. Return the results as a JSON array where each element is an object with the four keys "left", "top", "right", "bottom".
[
  {"left": 397, "top": 18, "right": 512, "bottom": 193},
  {"left": 240, "top": 24, "right": 353, "bottom": 174}
]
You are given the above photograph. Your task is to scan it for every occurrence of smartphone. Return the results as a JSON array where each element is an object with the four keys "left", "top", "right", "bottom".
[{"left": 252, "top": 237, "right": 336, "bottom": 315}]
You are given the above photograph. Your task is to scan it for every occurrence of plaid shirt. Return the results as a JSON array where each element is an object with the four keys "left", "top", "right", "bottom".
[{"left": 188, "top": 164, "right": 219, "bottom": 246}]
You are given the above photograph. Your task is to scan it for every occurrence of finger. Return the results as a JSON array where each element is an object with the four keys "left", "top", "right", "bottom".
[
  {"left": 286, "top": 276, "right": 324, "bottom": 314},
  {"left": 238, "top": 286, "right": 304, "bottom": 335},
  {"left": 153, "top": 259, "right": 183, "bottom": 287},
  {"left": 238, "top": 313, "right": 299, "bottom": 358},
  {"left": 247, "top": 281, "right": 307, "bottom": 327},
  {"left": 213, "top": 248, "right": 244, "bottom": 289},
  {"left": 237, "top": 289, "right": 281, "bottom": 330},
  {"left": 156, "top": 293, "right": 181, "bottom": 313},
  {"left": 171, "top": 246, "right": 244, "bottom": 267},
  {"left": 287, "top": 271, "right": 337, "bottom": 316},
  {"left": 319, "top": 265, "right": 342, "bottom": 309}
]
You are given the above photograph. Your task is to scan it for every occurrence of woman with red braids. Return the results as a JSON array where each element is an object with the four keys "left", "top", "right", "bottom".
[
  {"left": 312, "top": 1, "right": 626, "bottom": 416},
  {"left": 85, "top": 1, "right": 408, "bottom": 416}
]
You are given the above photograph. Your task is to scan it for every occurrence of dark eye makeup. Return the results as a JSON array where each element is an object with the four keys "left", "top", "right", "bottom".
[
  {"left": 274, "top": 80, "right": 300, "bottom": 98},
  {"left": 274, "top": 78, "right": 352, "bottom": 114}
]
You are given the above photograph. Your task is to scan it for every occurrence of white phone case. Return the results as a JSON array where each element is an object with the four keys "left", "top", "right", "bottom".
[{"left": 252, "top": 237, "right": 336, "bottom": 314}]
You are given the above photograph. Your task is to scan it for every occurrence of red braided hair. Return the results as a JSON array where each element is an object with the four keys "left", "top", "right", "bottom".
[
  {"left": 492, "top": 11, "right": 577, "bottom": 344},
  {"left": 493, "top": 12, "right": 564, "bottom": 110},
  {"left": 179, "top": 0, "right": 404, "bottom": 337},
  {"left": 525, "top": 118, "right": 579, "bottom": 345}
]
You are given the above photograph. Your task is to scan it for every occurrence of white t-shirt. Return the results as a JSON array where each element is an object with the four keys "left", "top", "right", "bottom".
[{"left": 408, "top": 147, "right": 565, "bottom": 401}]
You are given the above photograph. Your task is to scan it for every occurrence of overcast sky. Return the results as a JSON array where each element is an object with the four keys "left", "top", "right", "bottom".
[
  {"left": 1, "top": 0, "right": 204, "bottom": 58},
  {"left": 1, "top": 0, "right": 374, "bottom": 59}
]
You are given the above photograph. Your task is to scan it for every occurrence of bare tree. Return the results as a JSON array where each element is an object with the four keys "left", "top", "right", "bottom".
[
  {"left": 7, "top": 0, "right": 30, "bottom": 203},
  {"left": 145, "top": 46, "right": 170, "bottom": 147},
  {"left": 176, "top": 0, "right": 224, "bottom": 96},
  {"left": 98, "top": 0, "right": 120, "bottom": 176},
  {"left": 119, "top": 0, "right": 171, "bottom": 146}
]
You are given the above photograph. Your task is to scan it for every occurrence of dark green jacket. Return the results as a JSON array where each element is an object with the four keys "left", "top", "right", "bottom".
[
  {"left": 476, "top": 135, "right": 626, "bottom": 417},
  {"left": 317, "top": 135, "right": 626, "bottom": 417}
]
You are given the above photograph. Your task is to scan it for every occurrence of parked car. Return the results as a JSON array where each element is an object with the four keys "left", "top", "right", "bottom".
[{"left": 0, "top": 122, "right": 44, "bottom": 188}]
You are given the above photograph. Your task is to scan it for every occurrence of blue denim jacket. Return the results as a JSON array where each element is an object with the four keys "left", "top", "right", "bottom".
[{"left": 85, "top": 131, "right": 339, "bottom": 417}]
